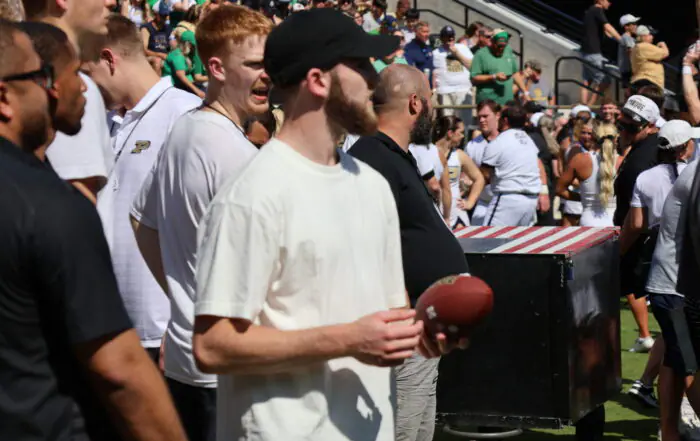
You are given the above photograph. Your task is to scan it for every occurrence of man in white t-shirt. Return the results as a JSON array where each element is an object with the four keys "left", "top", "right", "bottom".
[
  {"left": 409, "top": 143, "right": 451, "bottom": 219},
  {"left": 193, "top": 10, "right": 437, "bottom": 441},
  {"left": 480, "top": 105, "right": 543, "bottom": 226},
  {"left": 130, "top": 6, "right": 272, "bottom": 441},
  {"left": 23, "top": 0, "right": 116, "bottom": 204},
  {"left": 433, "top": 26, "right": 473, "bottom": 126},
  {"left": 84, "top": 13, "right": 200, "bottom": 360},
  {"left": 466, "top": 99, "right": 501, "bottom": 225}
]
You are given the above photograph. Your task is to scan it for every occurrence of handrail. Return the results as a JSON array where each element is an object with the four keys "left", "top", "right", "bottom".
[
  {"left": 554, "top": 56, "right": 622, "bottom": 105},
  {"left": 413, "top": 0, "right": 525, "bottom": 71}
]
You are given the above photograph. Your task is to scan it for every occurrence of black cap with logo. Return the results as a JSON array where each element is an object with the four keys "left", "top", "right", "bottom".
[
  {"left": 440, "top": 26, "right": 456, "bottom": 39},
  {"left": 264, "top": 9, "right": 400, "bottom": 88}
]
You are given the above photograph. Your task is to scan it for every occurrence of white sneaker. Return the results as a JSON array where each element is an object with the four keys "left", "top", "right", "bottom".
[{"left": 629, "top": 336, "right": 654, "bottom": 353}]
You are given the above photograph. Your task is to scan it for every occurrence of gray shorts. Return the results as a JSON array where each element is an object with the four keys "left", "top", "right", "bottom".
[
  {"left": 395, "top": 354, "right": 440, "bottom": 441},
  {"left": 582, "top": 53, "right": 609, "bottom": 86}
]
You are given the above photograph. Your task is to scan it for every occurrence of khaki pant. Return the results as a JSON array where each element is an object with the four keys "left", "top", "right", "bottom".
[{"left": 394, "top": 353, "right": 440, "bottom": 441}]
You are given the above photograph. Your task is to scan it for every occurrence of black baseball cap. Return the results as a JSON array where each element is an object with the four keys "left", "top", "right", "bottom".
[
  {"left": 265, "top": 9, "right": 399, "bottom": 88},
  {"left": 440, "top": 26, "right": 456, "bottom": 39}
]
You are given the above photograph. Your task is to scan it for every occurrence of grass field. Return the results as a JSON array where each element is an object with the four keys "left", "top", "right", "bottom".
[{"left": 436, "top": 302, "right": 662, "bottom": 441}]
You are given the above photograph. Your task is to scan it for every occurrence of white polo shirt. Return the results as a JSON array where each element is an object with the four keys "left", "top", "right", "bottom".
[
  {"left": 131, "top": 109, "right": 258, "bottom": 387},
  {"left": 432, "top": 44, "right": 474, "bottom": 95},
  {"left": 466, "top": 134, "right": 494, "bottom": 202},
  {"left": 97, "top": 78, "right": 200, "bottom": 348},
  {"left": 481, "top": 128, "right": 541, "bottom": 195},
  {"left": 409, "top": 143, "right": 443, "bottom": 180},
  {"left": 195, "top": 139, "right": 405, "bottom": 441},
  {"left": 630, "top": 161, "right": 689, "bottom": 228},
  {"left": 46, "top": 73, "right": 114, "bottom": 182}
]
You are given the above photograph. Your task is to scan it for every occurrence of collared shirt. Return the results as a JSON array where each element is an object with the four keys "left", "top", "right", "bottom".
[
  {"left": 0, "top": 136, "right": 131, "bottom": 441},
  {"left": 97, "top": 78, "right": 200, "bottom": 348},
  {"left": 349, "top": 132, "right": 469, "bottom": 305},
  {"left": 404, "top": 39, "right": 434, "bottom": 81}
]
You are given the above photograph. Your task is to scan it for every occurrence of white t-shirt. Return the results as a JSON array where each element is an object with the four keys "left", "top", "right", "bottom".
[
  {"left": 630, "top": 162, "right": 688, "bottom": 228},
  {"left": 481, "top": 128, "right": 541, "bottom": 194},
  {"left": 432, "top": 44, "right": 474, "bottom": 94},
  {"left": 195, "top": 139, "right": 405, "bottom": 441},
  {"left": 409, "top": 143, "right": 443, "bottom": 180},
  {"left": 97, "top": 79, "right": 200, "bottom": 348},
  {"left": 466, "top": 135, "right": 494, "bottom": 202},
  {"left": 646, "top": 160, "right": 698, "bottom": 297},
  {"left": 46, "top": 73, "right": 114, "bottom": 182},
  {"left": 131, "top": 110, "right": 257, "bottom": 386}
]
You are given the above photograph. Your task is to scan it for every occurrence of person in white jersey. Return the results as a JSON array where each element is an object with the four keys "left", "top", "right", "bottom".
[
  {"left": 130, "top": 6, "right": 272, "bottom": 441},
  {"left": 432, "top": 25, "right": 473, "bottom": 126},
  {"left": 480, "top": 105, "right": 545, "bottom": 226},
  {"left": 409, "top": 141, "right": 451, "bottom": 220},
  {"left": 556, "top": 123, "right": 618, "bottom": 227},
  {"left": 433, "top": 115, "right": 484, "bottom": 229},
  {"left": 193, "top": 10, "right": 436, "bottom": 441},
  {"left": 466, "top": 99, "right": 501, "bottom": 225},
  {"left": 84, "top": 13, "right": 200, "bottom": 360},
  {"left": 644, "top": 121, "right": 700, "bottom": 441},
  {"left": 23, "top": 0, "right": 116, "bottom": 204}
]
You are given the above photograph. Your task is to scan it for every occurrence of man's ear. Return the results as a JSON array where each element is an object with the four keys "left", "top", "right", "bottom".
[
  {"left": 101, "top": 49, "right": 117, "bottom": 76},
  {"left": 408, "top": 93, "right": 419, "bottom": 116},
  {"left": 0, "top": 83, "right": 14, "bottom": 122},
  {"left": 305, "top": 68, "right": 332, "bottom": 99}
]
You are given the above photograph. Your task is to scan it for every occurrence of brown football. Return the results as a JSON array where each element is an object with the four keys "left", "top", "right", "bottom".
[{"left": 415, "top": 274, "right": 494, "bottom": 341}]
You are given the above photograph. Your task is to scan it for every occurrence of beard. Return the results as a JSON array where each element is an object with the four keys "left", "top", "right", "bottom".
[
  {"left": 21, "top": 107, "right": 51, "bottom": 153},
  {"left": 325, "top": 72, "right": 378, "bottom": 138},
  {"left": 409, "top": 99, "right": 432, "bottom": 145}
]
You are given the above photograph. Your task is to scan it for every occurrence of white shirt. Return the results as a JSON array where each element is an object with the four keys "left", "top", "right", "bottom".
[
  {"left": 433, "top": 44, "right": 474, "bottom": 94},
  {"left": 481, "top": 129, "right": 541, "bottom": 195},
  {"left": 466, "top": 135, "right": 494, "bottom": 202},
  {"left": 409, "top": 143, "right": 443, "bottom": 180},
  {"left": 46, "top": 74, "right": 114, "bottom": 182},
  {"left": 362, "top": 11, "right": 383, "bottom": 33},
  {"left": 131, "top": 110, "right": 257, "bottom": 386},
  {"left": 630, "top": 162, "right": 688, "bottom": 228},
  {"left": 97, "top": 79, "right": 200, "bottom": 348},
  {"left": 195, "top": 139, "right": 405, "bottom": 441}
]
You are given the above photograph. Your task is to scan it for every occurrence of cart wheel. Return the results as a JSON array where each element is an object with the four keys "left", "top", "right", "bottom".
[{"left": 442, "top": 424, "right": 523, "bottom": 439}]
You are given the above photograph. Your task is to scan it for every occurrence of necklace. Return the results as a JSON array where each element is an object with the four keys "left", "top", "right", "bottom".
[{"left": 200, "top": 102, "right": 246, "bottom": 138}]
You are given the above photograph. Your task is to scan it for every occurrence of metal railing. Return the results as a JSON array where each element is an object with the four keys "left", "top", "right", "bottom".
[{"left": 554, "top": 56, "right": 623, "bottom": 105}]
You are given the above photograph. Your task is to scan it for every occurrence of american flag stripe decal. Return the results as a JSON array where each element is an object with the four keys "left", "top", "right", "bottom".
[{"left": 455, "top": 226, "right": 618, "bottom": 255}]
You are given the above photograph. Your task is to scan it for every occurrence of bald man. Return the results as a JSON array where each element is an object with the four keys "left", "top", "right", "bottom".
[{"left": 349, "top": 64, "right": 469, "bottom": 441}]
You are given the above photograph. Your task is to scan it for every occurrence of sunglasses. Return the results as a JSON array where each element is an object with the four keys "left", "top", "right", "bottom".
[
  {"left": 1, "top": 64, "right": 54, "bottom": 91},
  {"left": 616, "top": 120, "right": 644, "bottom": 133}
]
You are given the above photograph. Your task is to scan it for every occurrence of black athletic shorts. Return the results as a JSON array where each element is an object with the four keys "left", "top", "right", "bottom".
[
  {"left": 620, "top": 239, "right": 644, "bottom": 297},
  {"left": 650, "top": 293, "right": 697, "bottom": 376},
  {"left": 683, "top": 296, "right": 700, "bottom": 368}
]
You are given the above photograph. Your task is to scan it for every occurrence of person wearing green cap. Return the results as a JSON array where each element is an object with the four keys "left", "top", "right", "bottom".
[
  {"left": 162, "top": 30, "right": 205, "bottom": 98},
  {"left": 470, "top": 29, "right": 528, "bottom": 106}
]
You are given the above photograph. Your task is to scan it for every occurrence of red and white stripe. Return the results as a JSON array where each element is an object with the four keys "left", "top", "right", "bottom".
[{"left": 455, "top": 226, "right": 618, "bottom": 255}]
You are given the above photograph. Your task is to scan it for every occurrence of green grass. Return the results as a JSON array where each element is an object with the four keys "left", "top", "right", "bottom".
[{"left": 436, "top": 301, "right": 662, "bottom": 440}]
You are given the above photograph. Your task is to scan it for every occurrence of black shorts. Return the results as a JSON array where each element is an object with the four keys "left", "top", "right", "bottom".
[
  {"left": 650, "top": 294, "right": 697, "bottom": 376},
  {"left": 620, "top": 239, "right": 643, "bottom": 297},
  {"left": 683, "top": 296, "right": 700, "bottom": 369}
]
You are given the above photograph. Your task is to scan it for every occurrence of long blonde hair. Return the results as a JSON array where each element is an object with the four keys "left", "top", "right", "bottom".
[
  {"left": 538, "top": 115, "right": 561, "bottom": 156},
  {"left": 596, "top": 123, "right": 618, "bottom": 207}
]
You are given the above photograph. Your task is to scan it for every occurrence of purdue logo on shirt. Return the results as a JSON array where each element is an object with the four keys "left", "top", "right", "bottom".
[{"left": 131, "top": 141, "right": 151, "bottom": 154}]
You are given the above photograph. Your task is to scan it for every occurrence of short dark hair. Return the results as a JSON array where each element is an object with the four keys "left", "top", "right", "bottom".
[
  {"left": 14, "top": 22, "right": 73, "bottom": 72},
  {"left": 477, "top": 99, "right": 502, "bottom": 114},
  {"left": 501, "top": 105, "right": 528, "bottom": 129},
  {"left": 20, "top": 0, "right": 45, "bottom": 21},
  {"left": 373, "top": 0, "right": 387, "bottom": 10},
  {"left": 432, "top": 115, "right": 463, "bottom": 143},
  {"left": 636, "top": 83, "right": 664, "bottom": 109},
  {"left": 405, "top": 8, "right": 419, "bottom": 20}
]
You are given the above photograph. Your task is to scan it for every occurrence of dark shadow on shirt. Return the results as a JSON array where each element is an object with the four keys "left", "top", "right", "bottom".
[{"left": 339, "top": 149, "right": 361, "bottom": 176}]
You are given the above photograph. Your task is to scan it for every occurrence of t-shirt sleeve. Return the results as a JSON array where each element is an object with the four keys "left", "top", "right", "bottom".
[
  {"left": 381, "top": 185, "right": 407, "bottom": 308},
  {"left": 414, "top": 151, "right": 435, "bottom": 179},
  {"left": 597, "top": 8, "right": 609, "bottom": 25},
  {"left": 131, "top": 163, "right": 160, "bottom": 229},
  {"left": 34, "top": 195, "right": 132, "bottom": 345},
  {"left": 169, "top": 52, "right": 188, "bottom": 72},
  {"left": 630, "top": 177, "right": 645, "bottom": 208},
  {"left": 470, "top": 51, "right": 484, "bottom": 76},
  {"left": 195, "top": 197, "right": 279, "bottom": 320}
]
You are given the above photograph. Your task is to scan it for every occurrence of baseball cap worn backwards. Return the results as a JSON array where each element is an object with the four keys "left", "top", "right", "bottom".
[
  {"left": 619, "top": 14, "right": 640, "bottom": 26},
  {"left": 623, "top": 95, "right": 660, "bottom": 124},
  {"left": 658, "top": 120, "right": 700, "bottom": 149},
  {"left": 264, "top": 9, "right": 400, "bottom": 88}
]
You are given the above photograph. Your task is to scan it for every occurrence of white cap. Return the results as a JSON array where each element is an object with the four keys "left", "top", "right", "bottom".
[
  {"left": 636, "top": 25, "right": 651, "bottom": 37},
  {"left": 622, "top": 95, "right": 660, "bottom": 124},
  {"left": 619, "top": 14, "right": 641, "bottom": 27},
  {"left": 658, "top": 120, "right": 700, "bottom": 149},
  {"left": 530, "top": 112, "right": 544, "bottom": 127},
  {"left": 570, "top": 105, "right": 592, "bottom": 118}
]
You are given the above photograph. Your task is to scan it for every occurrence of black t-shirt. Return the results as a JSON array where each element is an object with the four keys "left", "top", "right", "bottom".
[
  {"left": 581, "top": 5, "right": 609, "bottom": 55},
  {"left": 613, "top": 133, "right": 660, "bottom": 226},
  {"left": 349, "top": 132, "right": 470, "bottom": 306},
  {"left": 527, "top": 129, "right": 554, "bottom": 187},
  {"left": 0, "top": 138, "right": 132, "bottom": 440}
]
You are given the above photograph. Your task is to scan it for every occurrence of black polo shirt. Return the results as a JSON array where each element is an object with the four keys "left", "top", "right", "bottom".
[
  {"left": 0, "top": 137, "right": 132, "bottom": 440},
  {"left": 614, "top": 133, "right": 660, "bottom": 227},
  {"left": 350, "top": 132, "right": 469, "bottom": 306}
]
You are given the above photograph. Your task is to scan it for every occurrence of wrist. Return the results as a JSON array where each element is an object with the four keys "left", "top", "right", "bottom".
[
  {"left": 540, "top": 184, "right": 549, "bottom": 195},
  {"left": 683, "top": 65, "right": 694, "bottom": 75}
]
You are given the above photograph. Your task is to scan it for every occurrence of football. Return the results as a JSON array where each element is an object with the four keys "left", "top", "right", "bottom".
[{"left": 415, "top": 273, "right": 494, "bottom": 341}]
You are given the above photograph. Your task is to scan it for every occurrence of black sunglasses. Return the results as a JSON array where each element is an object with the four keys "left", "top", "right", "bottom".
[
  {"left": 1, "top": 64, "right": 54, "bottom": 91},
  {"left": 616, "top": 120, "right": 644, "bottom": 133}
]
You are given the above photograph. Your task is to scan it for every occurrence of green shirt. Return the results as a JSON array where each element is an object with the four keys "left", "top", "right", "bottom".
[
  {"left": 470, "top": 46, "right": 518, "bottom": 105},
  {"left": 163, "top": 48, "right": 194, "bottom": 89},
  {"left": 373, "top": 56, "right": 408, "bottom": 73}
]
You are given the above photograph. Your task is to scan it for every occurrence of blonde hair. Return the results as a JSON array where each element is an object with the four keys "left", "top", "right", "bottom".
[
  {"left": 538, "top": 115, "right": 560, "bottom": 156},
  {"left": 596, "top": 123, "right": 618, "bottom": 207}
]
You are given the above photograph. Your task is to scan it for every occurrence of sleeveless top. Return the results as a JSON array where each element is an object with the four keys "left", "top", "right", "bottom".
[
  {"left": 143, "top": 22, "right": 171, "bottom": 54},
  {"left": 580, "top": 149, "right": 615, "bottom": 216},
  {"left": 446, "top": 148, "right": 469, "bottom": 227}
]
